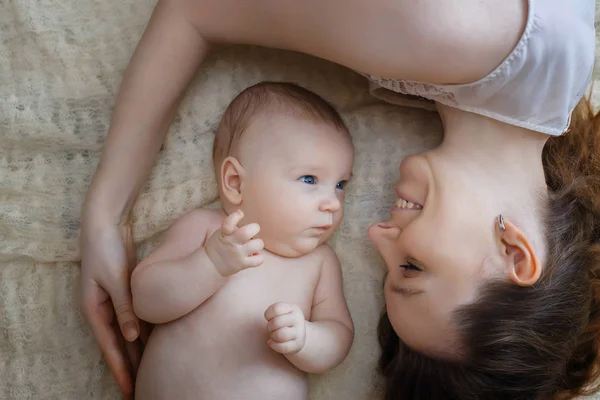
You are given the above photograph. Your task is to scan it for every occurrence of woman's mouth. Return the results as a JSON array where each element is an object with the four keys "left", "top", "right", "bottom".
[{"left": 394, "top": 196, "right": 423, "bottom": 210}]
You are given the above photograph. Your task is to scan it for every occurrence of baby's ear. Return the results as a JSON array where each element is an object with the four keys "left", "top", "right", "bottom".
[{"left": 220, "top": 156, "right": 245, "bottom": 205}]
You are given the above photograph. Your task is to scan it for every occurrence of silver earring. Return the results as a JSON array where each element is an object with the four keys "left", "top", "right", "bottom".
[{"left": 498, "top": 214, "right": 506, "bottom": 231}]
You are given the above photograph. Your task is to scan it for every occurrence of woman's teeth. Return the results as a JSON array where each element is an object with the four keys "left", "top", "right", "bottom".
[{"left": 396, "top": 197, "right": 422, "bottom": 210}]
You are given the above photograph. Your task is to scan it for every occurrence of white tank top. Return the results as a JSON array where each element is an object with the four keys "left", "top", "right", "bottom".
[{"left": 363, "top": 0, "right": 596, "bottom": 136}]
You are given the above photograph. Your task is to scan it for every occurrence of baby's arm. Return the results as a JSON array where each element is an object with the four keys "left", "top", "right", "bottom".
[
  {"left": 265, "top": 246, "right": 354, "bottom": 374},
  {"left": 132, "top": 209, "right": 263, "bottom": 324},
  {"left": 131, "top": 209, "right": 224, "bottom": 324}
]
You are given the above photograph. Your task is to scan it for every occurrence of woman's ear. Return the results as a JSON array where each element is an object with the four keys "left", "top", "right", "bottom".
[
  {"left": 220, "top": 156, "right": 246, "bottom": 205},
  {"left": 496, "top": 216, "right": 542, "bottom": 286}
]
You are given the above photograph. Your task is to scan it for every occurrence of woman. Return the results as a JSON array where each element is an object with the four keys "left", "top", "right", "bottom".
[{"left": 80, "top": 0, "right": 599, "bottom": 398}]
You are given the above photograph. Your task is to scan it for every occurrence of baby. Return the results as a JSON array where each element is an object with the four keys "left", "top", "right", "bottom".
[{"left": 131, "top": 82, "right": 355, "bottom": 400}]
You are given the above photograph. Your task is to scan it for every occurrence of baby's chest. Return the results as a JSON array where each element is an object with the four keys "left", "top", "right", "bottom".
[{"left": 199, "top": 261, "right": 320, "bottom": 322}]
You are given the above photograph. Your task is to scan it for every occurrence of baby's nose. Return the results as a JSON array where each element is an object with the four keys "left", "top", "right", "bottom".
[{"left": 319, "top": 194, "right": 341, "bottom": 212}]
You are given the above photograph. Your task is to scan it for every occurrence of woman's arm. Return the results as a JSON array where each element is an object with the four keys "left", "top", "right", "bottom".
[
  {"left": 85, "top": 0, "right": 209, "bottom": 222},
  {"left": 186, "top": 0, "right": 526, "bottom": 84},
  {"left": 80, "top": 8, "right": 210, "bottom": 392}
]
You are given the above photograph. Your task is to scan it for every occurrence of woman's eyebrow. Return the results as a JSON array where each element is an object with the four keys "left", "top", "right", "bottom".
[{"left": 390, "top": 284, "right": 424, "bottom": 296}]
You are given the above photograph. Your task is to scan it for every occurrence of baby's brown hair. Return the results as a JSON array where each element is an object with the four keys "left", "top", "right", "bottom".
[
  {"left": 378, "top": 95, "right": 600, "bottom": 400},
  {"left": 212, "top": 81, "right": 347, "bottom": 169}
]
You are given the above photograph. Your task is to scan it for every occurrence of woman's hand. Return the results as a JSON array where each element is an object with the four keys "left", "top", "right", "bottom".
[{"left": 80, "top": 210, "right": 147, "bottom": 399}]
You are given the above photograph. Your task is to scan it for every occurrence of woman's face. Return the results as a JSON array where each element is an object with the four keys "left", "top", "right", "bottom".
[{"left": 368, "top": 148, "right": 501, "bottom": 357}]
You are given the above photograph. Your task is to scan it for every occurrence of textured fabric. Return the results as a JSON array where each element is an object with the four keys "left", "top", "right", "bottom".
[
  {"left": 0, "top": 1, "right": 598, "bottom": 399},
  {"left": 365, "top": 0, "right": 596, "bottom": 136}
]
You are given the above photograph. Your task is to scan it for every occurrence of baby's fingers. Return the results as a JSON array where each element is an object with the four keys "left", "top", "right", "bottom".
[
  {"left": 232, "top": 223, "right": 260, "bottom": 244},
  {"left": 264, "top": 302, "right": 297, "bottom": 321},
  {"left": 268, "top": 339, "right": 301, "bottom": 355},
  {"left": 270, "top": 327, "right": 297, "bottom": 343},
  {"left": 266, "top": 314, "right": 296, "bottom": 332},
  {"left": 221, "top": 210, "right": 244, "bottom": 236},
  {"left": 244, "top": 254, "right": 264, "bottom": 268},
  {"left": 243, "top": 238, "right": 264, "bottom": 256}
]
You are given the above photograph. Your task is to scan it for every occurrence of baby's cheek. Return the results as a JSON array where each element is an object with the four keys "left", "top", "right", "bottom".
[{"left": 292, "top": 237, "right": 321, "bottom": 256}]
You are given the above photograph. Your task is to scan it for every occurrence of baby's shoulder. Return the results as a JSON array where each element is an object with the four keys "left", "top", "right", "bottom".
[
  {"left": 309, "top": 243, "right": 341, "bottom": 269},
  {"left": 171, "top": 208, "right": 225, "bottom": 235}
]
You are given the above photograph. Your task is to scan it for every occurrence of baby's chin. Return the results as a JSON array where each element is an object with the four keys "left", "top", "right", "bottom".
[{"left": 264, "top": 237, "right": 324, "bottom": 258}]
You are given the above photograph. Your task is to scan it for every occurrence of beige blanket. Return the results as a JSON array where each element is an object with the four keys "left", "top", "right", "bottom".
[{"left": 1, "top": 1, "right": 599, "bottom": 399}]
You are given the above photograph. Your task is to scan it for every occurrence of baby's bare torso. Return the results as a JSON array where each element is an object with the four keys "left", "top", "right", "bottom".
[{"left": 135, "top": 249, "right": 323, "bottom": 400}]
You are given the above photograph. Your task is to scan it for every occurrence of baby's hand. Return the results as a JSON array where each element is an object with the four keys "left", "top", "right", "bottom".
[
  {"left": 205, "top": 210, "right": 264, "bottom": 277},
  {"left": 264, "top": 302, "right": 306, "bottom": 355}
]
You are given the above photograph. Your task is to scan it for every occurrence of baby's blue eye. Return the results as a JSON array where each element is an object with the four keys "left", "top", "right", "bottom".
[
  {"left": 299, "top": 175, "right": 316, "bottom": 185},
  {"left": 336, "top": 181, "right": 347, "bottom": 190}
]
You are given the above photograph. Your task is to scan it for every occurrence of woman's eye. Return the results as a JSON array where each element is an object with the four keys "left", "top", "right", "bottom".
[
  {"left": 401, "top": 263, "right": 421, "bottom": 271},
  {"left": 299, "top": 175, "right": 316, "bottom": 185},
  {"left": 400, "top": 262, "right": 422, "bottom": 277},
  {"left": 336, "top": 180, "right": 347, "bottom": 190}
]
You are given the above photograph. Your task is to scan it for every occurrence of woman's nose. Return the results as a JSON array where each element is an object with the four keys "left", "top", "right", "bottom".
[{"left": 367, "top": 222, "right": 402, "bottom": 270}]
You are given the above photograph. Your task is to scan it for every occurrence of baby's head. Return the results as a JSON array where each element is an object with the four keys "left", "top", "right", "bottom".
[{"left": 213, "top": 82, "right": 354, "bottom": 257}]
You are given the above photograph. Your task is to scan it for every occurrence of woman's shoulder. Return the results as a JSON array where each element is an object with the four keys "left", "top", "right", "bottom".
[
  {"left": 532, "top": 0, "right": 595, "bottom": 55},
  {"left": 364, "top": 0, "right": 596, "bottom": 136}
]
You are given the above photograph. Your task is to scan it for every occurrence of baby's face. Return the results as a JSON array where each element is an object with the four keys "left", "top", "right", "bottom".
[{"left": 236, "top": 113, "right": 354, "bottom": 257}]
